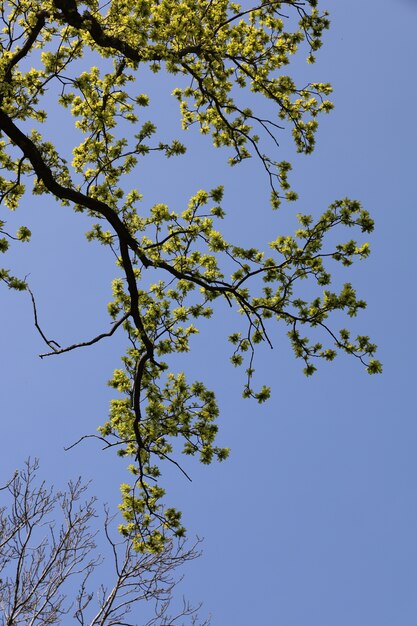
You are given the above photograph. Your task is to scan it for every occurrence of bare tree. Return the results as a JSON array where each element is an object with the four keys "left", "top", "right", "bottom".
[{"left": 0, "top": 461, "right": 209, "bottom": 626}]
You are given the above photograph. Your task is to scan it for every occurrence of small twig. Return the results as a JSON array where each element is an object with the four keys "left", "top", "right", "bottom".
[
  {"left": 0, "top": 469, "right": 18, "bottom": 491},
  {"left": 64, "top": 433, "right": 132, "bottom": 452},
  {"left": 157, "top": 450, "right": 193, "bottom": 482},
  {"left": 39, "top": 311, "right": 130, "bottom": 358},
  {"left": 28, "top": 288, "right": 61, "bottom": 351}
]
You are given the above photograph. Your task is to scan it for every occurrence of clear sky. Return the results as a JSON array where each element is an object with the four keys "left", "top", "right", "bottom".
[{"left": 1, "top": 0, "right": 417, "bottom": 625}]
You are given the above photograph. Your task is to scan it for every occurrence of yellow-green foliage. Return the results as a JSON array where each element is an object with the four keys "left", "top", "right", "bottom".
[{"left": 0, "top": 0, "right": 380, "bottom": 551}]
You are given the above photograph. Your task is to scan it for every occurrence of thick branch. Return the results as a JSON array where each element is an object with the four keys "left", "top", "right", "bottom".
[
  {"left": 1, "top": 11, "right": 48, "bottom": 86},
  {"left": 52, "top": 0, "right": 202, "bottom": 63},
  {"left": 0, "top": 108, "right": 149, "bottom": 265}
]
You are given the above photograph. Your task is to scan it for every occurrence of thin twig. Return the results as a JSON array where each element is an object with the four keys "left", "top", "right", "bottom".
[
  {"left": 39, "top": 312, "right": 130, "bottom": 358},
  {"left": 28, "top": 288, "right": 61, "bottom": 351}
]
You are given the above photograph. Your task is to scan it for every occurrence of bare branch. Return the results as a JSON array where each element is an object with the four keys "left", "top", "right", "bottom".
[
  {"left": 39, "top": 312, "right": 130, "bottom": 358},
  {"left": 28, "top": 288, "right": 61, "bottom": 352},
  {"left": 0, "top": 462, "right": 209, "bottom": 626}
]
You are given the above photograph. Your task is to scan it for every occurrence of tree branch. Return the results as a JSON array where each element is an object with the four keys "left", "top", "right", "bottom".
[{"left": 39, "top": 312, "right": 130, "bottom": 358}]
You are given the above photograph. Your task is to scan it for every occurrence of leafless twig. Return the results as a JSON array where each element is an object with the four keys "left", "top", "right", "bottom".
[{"left": 0, "top": 461, "right": 209, "bottom": 626}]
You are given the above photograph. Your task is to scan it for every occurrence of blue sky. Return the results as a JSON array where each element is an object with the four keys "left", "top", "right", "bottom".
[{"left": 1, "top": 0, "right": 417, "bottom": 624}]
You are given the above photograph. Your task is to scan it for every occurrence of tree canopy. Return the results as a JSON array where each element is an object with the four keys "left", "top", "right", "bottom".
[{"left": 0, "top": 0, "right": 381, "bottom": 552}]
